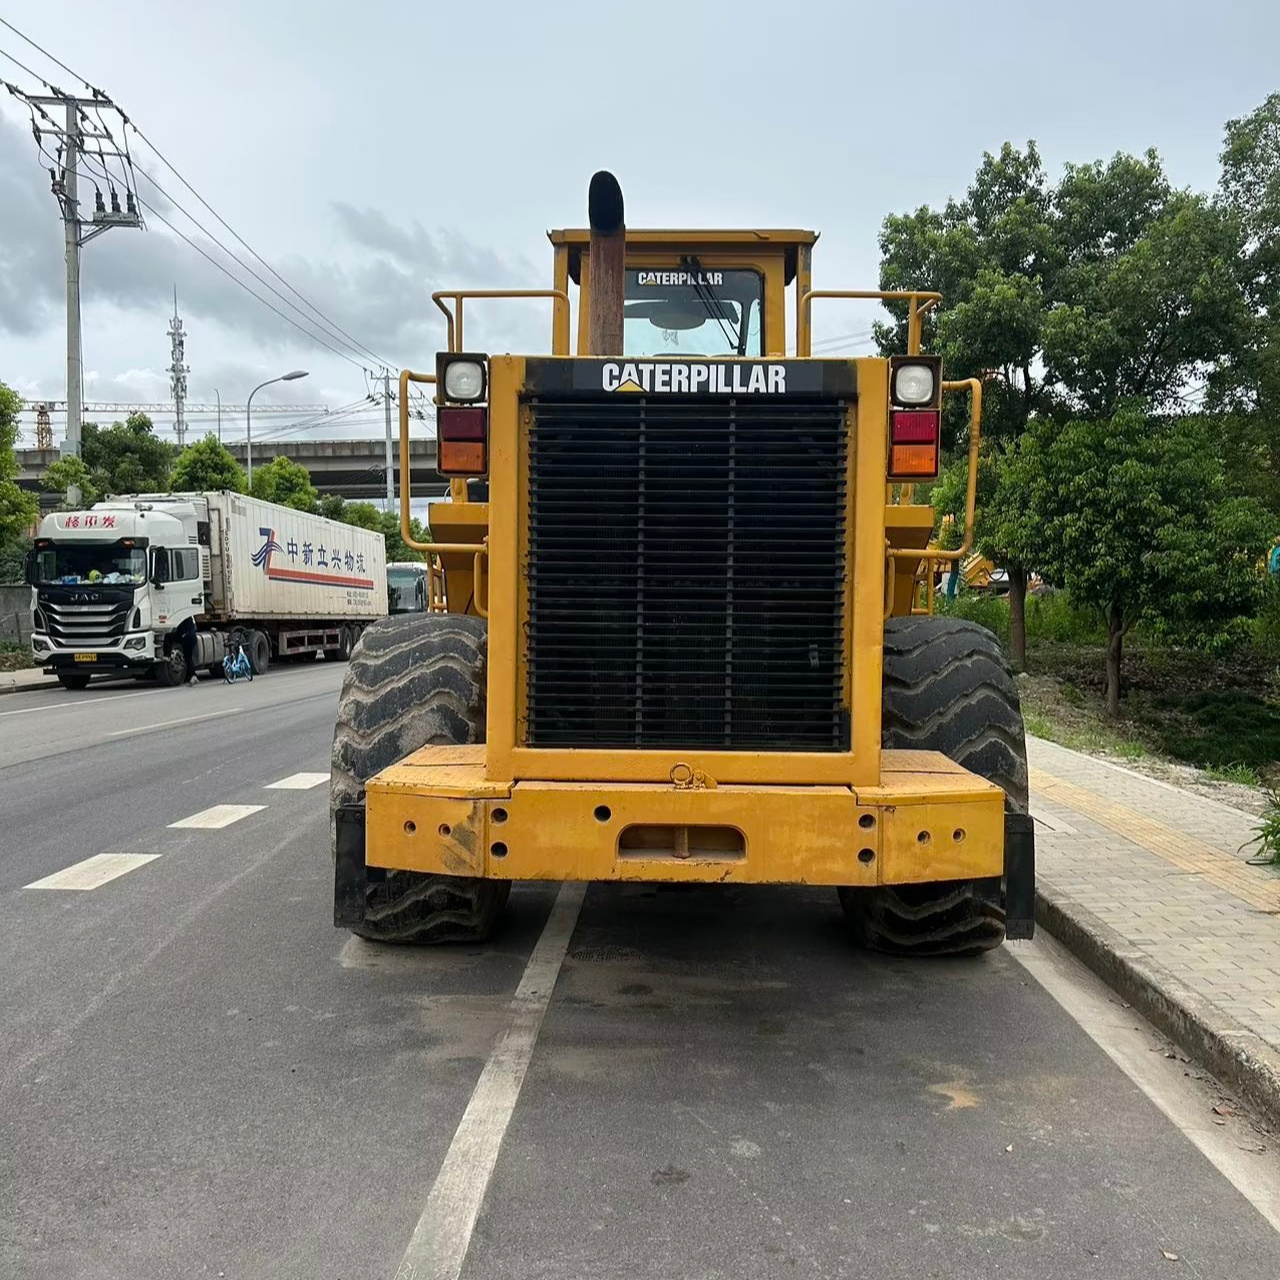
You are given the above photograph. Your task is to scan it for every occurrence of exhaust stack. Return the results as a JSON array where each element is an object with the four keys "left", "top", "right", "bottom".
[{"left": 587, "top": 171, "right": 625, "bottom": 356}]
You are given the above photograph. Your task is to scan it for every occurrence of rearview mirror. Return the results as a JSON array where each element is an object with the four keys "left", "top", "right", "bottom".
[{"left": 23, "top": 550, "right": 36, "bottom": 586}]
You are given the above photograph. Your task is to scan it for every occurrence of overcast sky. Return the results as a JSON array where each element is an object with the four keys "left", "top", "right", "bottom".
[{"left": 2, "top": 0, "right": 1278, "bottom": 447}]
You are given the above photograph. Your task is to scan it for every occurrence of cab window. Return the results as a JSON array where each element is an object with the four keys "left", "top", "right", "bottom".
[{"left": 623, "top": 266, "right": 763, "bottom": 357}]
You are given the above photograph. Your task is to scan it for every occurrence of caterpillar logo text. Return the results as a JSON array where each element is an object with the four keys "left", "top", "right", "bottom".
[{"left": 601, "top": 361, "right": 787, "bottom": 394}]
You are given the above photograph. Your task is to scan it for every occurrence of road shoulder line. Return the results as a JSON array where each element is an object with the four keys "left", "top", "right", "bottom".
[{"left": 394, "top": 882, "right": 587, "bottom": 1280}]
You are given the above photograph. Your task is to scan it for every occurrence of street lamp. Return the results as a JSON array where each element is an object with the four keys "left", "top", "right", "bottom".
[{"left": 246, "top": 370, "right": 308, "bottom": 484}]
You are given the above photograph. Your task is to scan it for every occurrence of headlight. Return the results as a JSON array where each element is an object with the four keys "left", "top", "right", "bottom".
[
  {"left": 124, "top": 636, "right": 148, "bottom": 651},
  {"left": 893, "top": 363, "right": 936, "bottom": 406},
  {"left": 444, "top": 359, "right": 486, "bottom": 401},
  {"left": 32, "top": 638, "right": 49, "bottom": 654}
]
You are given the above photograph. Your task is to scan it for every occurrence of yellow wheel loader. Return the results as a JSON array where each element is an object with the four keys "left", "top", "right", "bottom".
[{"left": 331, "top": 173, "right": 1034, "bottom": 957}]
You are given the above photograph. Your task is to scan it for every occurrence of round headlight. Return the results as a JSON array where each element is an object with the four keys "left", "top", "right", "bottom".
[
  {"left": 894, "top": 363, "right": 935, "bottom": 405},
  {"left": 444, "top": 359, "right": 486, "bottom": 401}
]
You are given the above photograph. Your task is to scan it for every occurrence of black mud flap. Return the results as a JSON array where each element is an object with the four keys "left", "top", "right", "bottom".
[
  {"left": 334, "top": 804, "right": 367, "bottom": 928},
  {"left": 1004, "top": 810, "right": 1036, "bottom": 940}
]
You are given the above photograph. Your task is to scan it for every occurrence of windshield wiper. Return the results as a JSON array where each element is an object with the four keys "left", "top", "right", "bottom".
[{"left": 682, "top": 255, "right": 744, "bottom": 356}]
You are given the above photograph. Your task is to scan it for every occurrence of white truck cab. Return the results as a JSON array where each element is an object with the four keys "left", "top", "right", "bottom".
[{"left": 29, "top": 492, "right": 388, "bottom": 690}]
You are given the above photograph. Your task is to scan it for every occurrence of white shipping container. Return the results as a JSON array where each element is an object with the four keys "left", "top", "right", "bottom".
[{"left": 211, "top": 493, "right": 388, "bottom": 622}]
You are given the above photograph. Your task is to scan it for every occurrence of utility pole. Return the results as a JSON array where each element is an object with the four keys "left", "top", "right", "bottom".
[
  {"left": 214, "top": 389, "right": 221, "bottom": 443},
  {"left": 383, "top": 369, "right": 395, "bottom": 511},
  {"left": 18, "top": 88, "right": 143, "bottom": 502},
  {"left": 168, "top": 286, "right": 189, "bottom": 445}
]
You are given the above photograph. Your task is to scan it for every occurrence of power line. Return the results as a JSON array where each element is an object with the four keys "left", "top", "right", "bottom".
[
  {"left": 130, "top": 162, "right": 387, "bottom": 373},
  {"left": 0, "top": 42, "right": 49, "bottom": 85},
  {"left": 123, "top": 124, "right": 398, "bottom": 372},
  {"left": 0, "top": 17, "right": 97, "bottom": 91},
  {"left": 137, "top": 197, "right": 370, "bottom": 372}
]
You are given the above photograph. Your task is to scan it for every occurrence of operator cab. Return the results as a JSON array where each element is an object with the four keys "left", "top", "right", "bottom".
[{"left": 548, "top": 228, "right": 816, "bottom": 359}]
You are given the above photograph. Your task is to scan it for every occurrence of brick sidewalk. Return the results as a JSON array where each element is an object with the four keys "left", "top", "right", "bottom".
[{"left": 1028, "top": 735, "right": 1280, "bottom": 1122}]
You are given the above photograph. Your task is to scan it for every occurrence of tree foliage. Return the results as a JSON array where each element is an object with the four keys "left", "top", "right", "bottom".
[
  {"left": 39, "top": 456, "right": 99, "bottom": 507},
  {"left": 249, "top": 455, "right": 318, "bottom": 512},
  {"left": 1014, "top": 403, "right": 1271, "bottom": 713},
  {"left": 82, "top": 411, "right": 176, "bottom": 496},
  {"left": 336, "top": 500, "right": 429, "bottom": 561},
  {"left": 169, "top": 434, "right": 248, "bottom": 494},
  {"left": 0, "top": 381, "right": 38, "bottom": 563}
]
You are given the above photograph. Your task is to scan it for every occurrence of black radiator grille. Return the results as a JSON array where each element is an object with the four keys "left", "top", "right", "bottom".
[{"left": 526, "top": 396, "right": 849, "bottom": 750}]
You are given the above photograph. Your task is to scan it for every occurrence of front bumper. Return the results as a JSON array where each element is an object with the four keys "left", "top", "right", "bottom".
[
  {"left": 40, "top": 639, "right": 154, "bottom": 673},
  {"left": 359, "top": 746, "right": 1008, "bottom": 885}
]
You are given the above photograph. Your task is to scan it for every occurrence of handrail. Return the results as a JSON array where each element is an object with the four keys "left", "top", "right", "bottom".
[
  {"left": 431, "top": 289, "right": 571, "bottom": 355},
  {"left": 398, "top": 368, "right": 436, "bottom": 553},
  {"left": 797, "top": 289, "right": 942, "bottom": 357},
  {"left": 887, "top": 377, "right": 983, "bottom": 567}
]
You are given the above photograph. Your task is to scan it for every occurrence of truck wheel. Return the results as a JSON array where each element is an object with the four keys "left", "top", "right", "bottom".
[
  {"left": 248, "top": 630, "right": 271, "bottom": 675},
  {"left": 839, "top": 616, "right": 1028, "bottom": 957},
  {"left": 330, "top": 613, "right": 509, "bottom": 943},
  {"left": 57, "top": 672, "right": 91, "bottom": 691},
  {"left": 156, "top": 646, "right": 188, "bottom": 687},
  {"left": 323, "top": 625, "right": 354, "bottom": 662}
]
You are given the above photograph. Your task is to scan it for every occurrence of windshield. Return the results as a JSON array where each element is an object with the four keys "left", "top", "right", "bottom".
[
  {"left": 623, "top": 266, "right": 763, "bottom": 357},
  {"left": 387, "top": 567, "right": 426, "bottom": 613},
  {"left": 34, "top": 541, "right": 147, "bottom": 586}
]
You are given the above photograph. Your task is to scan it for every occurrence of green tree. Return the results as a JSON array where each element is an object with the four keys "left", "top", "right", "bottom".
[
  {"left": 1045, "top": 152, "right": 1248, "bottom": 418},
  {"left": 338, "top": 500, "right": 428, "bottom": 561},
  {"left": 170, "top": 434, "right": 248, "bottom": 493},
  {"left": 318, "top": 493, "right": 347, "bottom": 522},
  {"left": 39, "top": 456, "right": 100, "bottom": 507},
  {"left": 249, "top": 455, "right": 318, "bottom": 512},
  {"left": 1025, "top": 403, "right": 1271, "bottom": 715},
  {"left": 82, "top": 411, "right": 176, "bottom": 495},
  {"left": 0, "top": 381, "right": 39, "bottom": 575},
  {"left": 879, "top": 143, "right": 1060, "bottom": 665}
]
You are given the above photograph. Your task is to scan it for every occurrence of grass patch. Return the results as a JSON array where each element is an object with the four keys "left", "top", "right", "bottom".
[
  {"left": 1205, "top": 762, "right": 1264, "bottom": 786},
  {"left": 1241, "top": 791, "right": 1280, "bottom": 865},
  {"left": 0, "top": 641, "right": 34, "bottom": 673}
]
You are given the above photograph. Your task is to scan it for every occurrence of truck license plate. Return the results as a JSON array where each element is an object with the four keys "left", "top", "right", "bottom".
[{"left": 73, "top": 653, "right": 97, "bottom": 662}]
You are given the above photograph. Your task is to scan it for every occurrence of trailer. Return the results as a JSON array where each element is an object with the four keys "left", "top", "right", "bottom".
[{"left": 28, "top": 491, "right": 388, "bottom": 689}]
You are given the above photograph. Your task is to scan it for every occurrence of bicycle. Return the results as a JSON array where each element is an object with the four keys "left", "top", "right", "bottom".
[{"left": 222, "top": 644, "right": 254, "bottom": 683}]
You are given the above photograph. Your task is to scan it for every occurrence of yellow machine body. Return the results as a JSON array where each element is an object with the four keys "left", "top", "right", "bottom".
[{"left": 357, "top": 230, "right": 1006, "bottom": 890}]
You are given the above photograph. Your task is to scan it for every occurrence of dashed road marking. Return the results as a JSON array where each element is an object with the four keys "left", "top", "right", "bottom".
[
  {"left": 0, "top": 689, "right": 154, "bottom": 718},
  {"left": 108, "top": 711, "right": 231, "bottom": 738},
  {"left": 394, "top": 883, "right": 586, "bottom": 1280},
  {"left": 265, "top": 771, "right": 329, "bottom": 790},
  {"left": 168, "top": 803, "right": 266, "bottom": 830},
  {"left": 26, "top": 853, "right": 160, "bottom": 891}
]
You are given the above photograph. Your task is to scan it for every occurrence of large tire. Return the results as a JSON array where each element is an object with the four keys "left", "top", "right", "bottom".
[
  {"left": 156, "top": 646, "right": 188, "bottom": 687},
  {"left": 323, "top": 624, "right": 354, "bottom": 663},
  {"left": 248, "top": 630, "right": 271, "bottom": 675},
  {"left": 57, "top": 672, "right": 91, "bottom": 691},
  {"left": 839, "top": 616, "right": 1028, "bottom": 957},
  {"left": 330, "top": 613, "right": 510, "bottom": 944}
]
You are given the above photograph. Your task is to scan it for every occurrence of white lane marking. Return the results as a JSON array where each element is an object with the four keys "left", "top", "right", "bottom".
[
  {"left": 26, "top": 853, "right": 160, "bottom": 891},
  {"left": 264, "top": 771, "right": 329, "bottom": 790},
  {"left": 394, "top": 883, "right": 587, "bottom": 1280},
  {"left": 1010, "top": 932, "right": 1280, "bottom": 1233},
  {"left": 108, "top": 710, "right": 232, "bottom": 738},
  {"left": 0, "top": 689, "right": 155, "bottom": 718},
  {"left": 1029, "top": 803, "right": 1078, "bottom": 835},
  {"left": 168, "top": 804, "right": 266, "bottom": 830}
]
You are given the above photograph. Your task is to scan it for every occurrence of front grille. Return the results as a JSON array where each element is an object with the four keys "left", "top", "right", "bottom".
[
  {"left": 42, "top": 595, "right": 131, "bottom": 647},
  {"left": 527, "top": 396, "right": 849, "bottom": 750}
]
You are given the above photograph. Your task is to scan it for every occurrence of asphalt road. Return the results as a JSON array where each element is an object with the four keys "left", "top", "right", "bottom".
[{"left": 2, "top": 662, "right": 1279, "bottom": 1279}]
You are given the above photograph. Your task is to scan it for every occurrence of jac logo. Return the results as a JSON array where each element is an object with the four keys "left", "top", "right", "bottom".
[{"left": 71, "top": 592, "right": 101, "bottom": 603}]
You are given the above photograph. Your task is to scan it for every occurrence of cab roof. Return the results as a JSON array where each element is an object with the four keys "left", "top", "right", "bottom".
[{"left": 547, "top": 228, "right": 818, "bottom": 285}]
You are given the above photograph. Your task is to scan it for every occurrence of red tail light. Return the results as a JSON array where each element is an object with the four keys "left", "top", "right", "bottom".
[
  {"left": 888, "top": 410, "right": 940, "bottom": 479},
  {"left": 438, "top": 406, "right": 488, "bottom": 476}
]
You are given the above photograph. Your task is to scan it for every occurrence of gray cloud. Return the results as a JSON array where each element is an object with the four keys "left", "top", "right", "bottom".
[{"left": 0, "top": 111, "right": 546, "bottom": 371}]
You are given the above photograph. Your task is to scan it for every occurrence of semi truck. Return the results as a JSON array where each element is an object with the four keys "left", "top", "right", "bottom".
[{"left": 28, "top": 491, "right": 388, "bottom": 690}]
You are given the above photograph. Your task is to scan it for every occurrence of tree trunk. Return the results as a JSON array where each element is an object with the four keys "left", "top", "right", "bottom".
[
  {"left": 1008, "top": 564, "right": 1028, "bottom": 671},
  {"left": 1104, "top": 612, "right": 1124, "bottom": 718}
]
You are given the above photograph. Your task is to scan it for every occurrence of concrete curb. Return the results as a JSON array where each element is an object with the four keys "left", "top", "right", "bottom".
[
  {"left": 0, "top": 677, "right": 58, "bottom": 695},
  {"left": 1037, "top": 888, "right": 1280, "bottom": 1134}
]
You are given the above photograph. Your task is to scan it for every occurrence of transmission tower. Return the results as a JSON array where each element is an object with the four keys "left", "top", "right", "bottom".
[
  {"left": 1, "top": 80, "right": 142, "bottom": 498},
  {"left": 35, "top": 402, "right": 53, "bottom": 450},
  {"left": 167, "top": 286, "right": 189, "bottom": 444}
]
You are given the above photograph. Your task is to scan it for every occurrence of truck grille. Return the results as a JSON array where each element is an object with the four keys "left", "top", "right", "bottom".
[
  {"left": 41, "top": 594, "right": 131, "bottom": 647},
  {"left": 526, "top": 396, "right": 849, "bottom": 751}
]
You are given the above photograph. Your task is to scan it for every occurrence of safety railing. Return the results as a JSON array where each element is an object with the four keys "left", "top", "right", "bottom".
[
  {"left": 397, "top": 367, "right": 489, "bottom": 614},
  {"left": 796, "top": 288, "right": 941, "bottom": 358},
  {"left": 432, "top": 289, "right": 571, "bottom": 355}
]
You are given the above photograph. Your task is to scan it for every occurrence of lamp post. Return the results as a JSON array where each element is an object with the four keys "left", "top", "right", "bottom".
[{"left": 246, "top": 370, "right": 308, "bottom": 485}]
